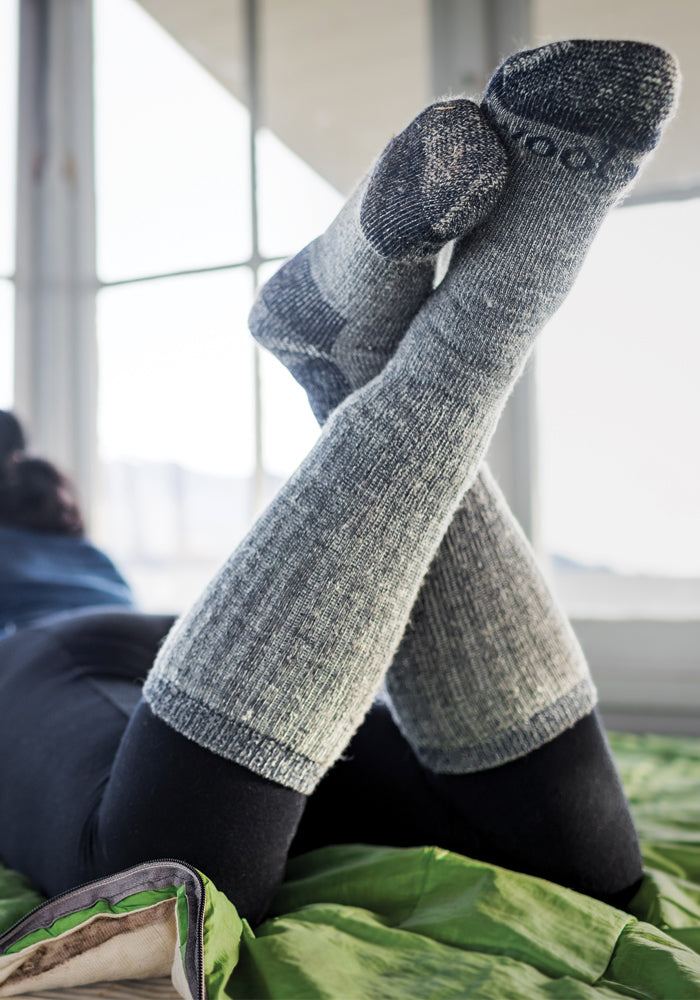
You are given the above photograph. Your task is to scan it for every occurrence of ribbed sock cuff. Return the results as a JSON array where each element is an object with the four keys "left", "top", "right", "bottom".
[
  {"left": 143, "top": 676, "right": 325, "bottom": 794},
  {"left": 408, "top": 678, "right": 598, "bottom": 774}
]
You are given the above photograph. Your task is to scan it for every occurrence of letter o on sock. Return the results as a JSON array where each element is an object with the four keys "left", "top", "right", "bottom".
[
  {"left": 560, "top": 147, "right": 596, "bottom": 172},
  {"left": 524, "top": 135, "right": 557, "bottom": 157}
]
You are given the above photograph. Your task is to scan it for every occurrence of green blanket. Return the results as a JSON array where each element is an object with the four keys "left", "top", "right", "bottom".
[{"left": 1, "top": 731, "right": 700, "bottom": 999}]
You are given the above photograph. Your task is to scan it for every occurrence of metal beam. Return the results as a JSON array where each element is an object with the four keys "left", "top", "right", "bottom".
[
  {"left": 429, "top": 0, "right": 531, "bottom": 97},
  {"left": 429, "top": 0, "right": 539, "bottom": 546},
  {"left": 14, "top": 0, "right": 98, "bottom": 520}
]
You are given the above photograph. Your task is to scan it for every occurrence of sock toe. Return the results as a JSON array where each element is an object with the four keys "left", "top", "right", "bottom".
[
  {"left": 485, "top": 39, "right": 680, "bottom": 152},
  {"left": 360, "top": 99, "right": 508, "bottom": 261}
]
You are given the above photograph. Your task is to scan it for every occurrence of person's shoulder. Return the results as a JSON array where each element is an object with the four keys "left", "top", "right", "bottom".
[{"left": 0, "top": 521, "right": 83, "bottom": 547}]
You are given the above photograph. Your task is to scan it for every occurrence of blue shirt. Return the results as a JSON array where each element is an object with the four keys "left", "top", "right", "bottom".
[{"left": 0, "top": 523, "right": 136, "bottom": 636}]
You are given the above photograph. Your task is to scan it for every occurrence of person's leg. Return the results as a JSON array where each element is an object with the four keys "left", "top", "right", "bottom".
[
  {"left": 381, "top": 39, "right": 676, "bottom": 798},
  {"left": 135, "top": 41, "right": 675, "bottom": 891},
  {"left": 248, "top": 42, "right": 670, "bottom": 901},
  {"left": 291, "top": 703, "right": 641, "bottom": 910},
  {"left": 0, "top": 611, "right": 305, "bottom": 925}
]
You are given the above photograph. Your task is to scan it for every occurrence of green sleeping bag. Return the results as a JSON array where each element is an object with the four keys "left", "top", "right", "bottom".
[{"left": 1, "top": 731, "right": 700, "bottom": 999}]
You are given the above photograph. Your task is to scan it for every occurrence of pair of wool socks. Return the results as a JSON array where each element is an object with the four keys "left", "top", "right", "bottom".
[
  {"left": 250, "top": 39, "right": 678, "bottom": 773},
  {"left": 249, "top": 62, "right": 601, "bottom": 774},
  {"left": 144, "top": 40, "right": 679, "bottom": 794}
]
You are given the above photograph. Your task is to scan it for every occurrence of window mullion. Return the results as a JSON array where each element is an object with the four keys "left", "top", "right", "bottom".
[
  {"left": 14, "top": 0, "right": 98, "bottom": 520},
  {"left": 245, "top": 0, "right": 266, "bottom": 518},
  {"left": 429, "top": 0, "right": 539, "bottom": 544}
]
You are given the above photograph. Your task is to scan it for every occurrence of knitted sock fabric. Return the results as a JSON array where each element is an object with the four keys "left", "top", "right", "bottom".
[
  {"left": 385, "top": 468, "right": 593, "bottom": 771},
  {"left": 249, "top": 99, "right": 508, "bottom": 423},
  {"left": 385, "top": 39, "right": 679, "bottom": 768},
  {"left": 143, "top": 40, "right": 678, "bottom": 794},
  {"left": 249, "top": 81, "right": 607, "bottom": 774}
]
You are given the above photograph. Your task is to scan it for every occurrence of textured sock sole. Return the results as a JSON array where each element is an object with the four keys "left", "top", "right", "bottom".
[
  {"left": 488, "top": 40, "right": 678, "bottom": 149},
  {"left": 360, "top": 99, "right": 508, "bottom": 261},
  {"left": 483, "top": 40, "right": 679, "bottom": 189}
]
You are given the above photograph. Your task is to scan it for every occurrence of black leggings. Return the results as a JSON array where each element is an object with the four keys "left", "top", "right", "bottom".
[{"left": 0, "top": 610, "right": 642, "bottom": 924}]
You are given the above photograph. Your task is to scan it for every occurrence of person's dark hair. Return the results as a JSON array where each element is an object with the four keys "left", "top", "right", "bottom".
[
  {"left": 0, "top": 410, "right": 26, "bottom": 461},
  {"left": 0, "top": 410, "right": 85, "bottom": 536}
]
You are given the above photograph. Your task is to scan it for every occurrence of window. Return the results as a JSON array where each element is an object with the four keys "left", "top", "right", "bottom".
[
  {"left": 93, "top": 0, "right": 339, "bottom": 610},
  {"left": 0, "top": 0, "right": 17, "bottom": 408},
  {"left": 534, "top": 197, "right": 700, "bottom": 728},
  {"left": 95, "top": 271, "right": 255, "bottom": 608},
  {"left": 94, "top": 0, "right": 251, "bottom": 282},
  {"left": 537, "top": 198, "right": 700, "bottom": 617}
]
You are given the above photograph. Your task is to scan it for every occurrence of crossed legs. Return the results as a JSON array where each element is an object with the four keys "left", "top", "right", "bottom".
[
  {"left": 0, "top": 612, "right": 639, "bottom": 924},
  {"left": 0, "top": 41, "right": 678, "bottom": 923},
  {"left": 137, "top": 40, "right": 675, "bottom": 912}
]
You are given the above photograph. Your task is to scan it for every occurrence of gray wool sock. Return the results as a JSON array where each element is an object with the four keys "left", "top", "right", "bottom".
[
  {"left": 143, "top": 40, "right": 678, "bottom": 794},
  {"left": 250, "top": 90, "right": 598, "bottom": 769},
  {"left": 385, "top": 467, "right": 595, "bottom": 771},
  {"left": 249, "top": 99, "right": 508, "bottom": 423},
  {"left": 383, "top": 38, "right": 679, "bottom": 770}
]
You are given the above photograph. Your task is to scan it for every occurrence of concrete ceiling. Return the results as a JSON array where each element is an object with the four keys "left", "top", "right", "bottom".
[
  {"left": 135, "top": 0, "right": 431, "bottom": 195},
  {"left": 136, "top": 0, "right": 699, "bottom": 200}
]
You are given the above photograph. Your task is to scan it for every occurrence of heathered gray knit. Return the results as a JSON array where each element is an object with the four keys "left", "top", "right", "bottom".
[
  {"left": 250, "top": 72, "right": 596, "bottom": 773},
  {"left": 385, "top": 467, "right": 594, "bottom": 771},
  {"left": 144, "top": 40, "right": 679, "bottom": 793}
]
